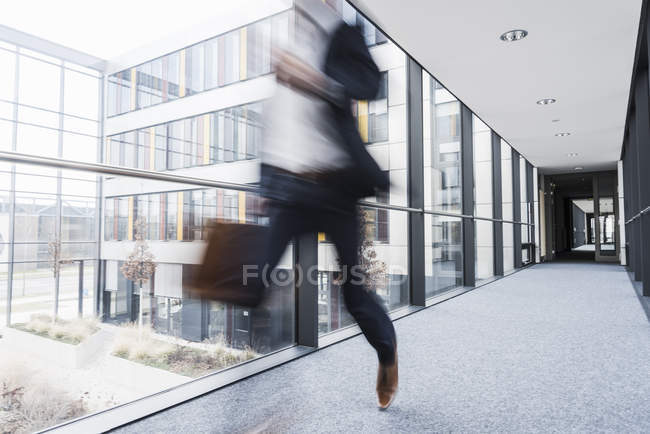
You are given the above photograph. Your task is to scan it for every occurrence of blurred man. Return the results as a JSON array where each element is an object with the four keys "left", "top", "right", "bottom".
[{"left": 261, "top": 0, "right": 398, "bottom": 409}]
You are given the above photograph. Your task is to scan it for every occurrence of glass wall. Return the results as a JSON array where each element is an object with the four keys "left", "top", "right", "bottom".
[
  {"left": 425, "top": 213, "right": 463, "bottom": 297},
  {"left": 0, "top": 44, "right": 101, "bottom": 327},
  {"left": 0, "top": 2, "right": 541, "bottom": 430},
  {"left": 520, "top": 156, "right": 532, "bottom": 264},
  {"left": 473, "top": 116, "right": 494, "bottom": 281},
  {"left": 0, "top": 43, "right": 103, "bottom": 432},
  {"left": 423, "top": 74, "right": 462, "bottom": 214},
  {"left": 102, "top": 183, "right": 293, "bottom": 355},
  {"left": 423, "top": 72, "right": 463, "bottom": 297},
  {"left": 501, "top": 140, "right": 515, "bottom": 273},
  {"left": 318, "top": 2, "right": 408, "bottom": 335}
]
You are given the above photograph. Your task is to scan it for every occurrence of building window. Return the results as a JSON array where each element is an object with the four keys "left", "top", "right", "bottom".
[
  {"left": 104, "top": 198, "right": 114, "bottom": 241},
  {"left": 106, "top": 13, "right": 289, "bottom": 117},
  {"left": 352, "top": 72, "right": 388, "bottom": 144},
  {"left": 166, "top": 192, "right": 178, "bottom": 240},
  {"left": 363, "top": 190, "right": 389, "bottom": 243}
]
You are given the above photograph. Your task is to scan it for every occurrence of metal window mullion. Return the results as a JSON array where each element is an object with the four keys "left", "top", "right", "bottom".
[
  {"left": 512, "top": 150, "right": 522, "bottom": 269},
  {"left": 296, "top": 234, "right": 318, "bottom": 347},
  {"left": 632, "top": 79, "right": 644, "bottom": 281},
  {"left": 491, "top": 131, "right": 503, "bottom": 276},
  {"left": 95, "top": 75, "right": 105, "bottom": 316},
  {"left": 6, "top": 49, "right": 19, "bottom": 326},
  {"left": 460, "top": 103, "right": 475, "bottom": 287},
  {"left": 629, "top": 114, "right": 638, "bottom": 275},
  {"left": 526, "top": 161, "right": 534, "bottom": 262},
  {"left": 54, "top": 61, "right": 65, "bottom": 318},
  {"left": 635, "top": 63, "right": 650, "bottom": 291},
  {"left": 593, "top": 174, "right": 602, "bottom": 259},
  {"left": 406, "top": 57, "right": 425, "bottom": 306}
]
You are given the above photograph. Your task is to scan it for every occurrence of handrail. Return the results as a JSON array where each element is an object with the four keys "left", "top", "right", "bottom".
[
  {"left": 0, "top": 150, "right": 260, "bottom": 192},
  {"left": 0, "top": 150, "right": 535, "bottom": 226},
  {"left": 625, "top": 205, "right": 650, "bottom": 225}
]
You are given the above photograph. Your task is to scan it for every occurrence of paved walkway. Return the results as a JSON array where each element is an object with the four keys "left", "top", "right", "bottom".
[{"left": 116, "top": 262, "right": 650, "bottom": 433}]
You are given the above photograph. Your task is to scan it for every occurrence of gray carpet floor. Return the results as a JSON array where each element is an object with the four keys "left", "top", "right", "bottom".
[{"left": 116, "top": 262, "right": 650, "bottom": 433}]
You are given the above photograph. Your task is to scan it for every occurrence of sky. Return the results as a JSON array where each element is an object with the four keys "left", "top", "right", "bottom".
[{"left": 0, "top": 0, "right": 292, "bottom": 60}]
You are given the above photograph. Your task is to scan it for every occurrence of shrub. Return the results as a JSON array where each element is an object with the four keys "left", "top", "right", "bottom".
[
  {"left": 19, "top": 315, "right": 99, "bottom": 345},
  {"left": 0, "top": 360, "right": 86, "bottom": 433},
  {"left": 111, "top": 326, "right": 257, "bottom": 377}
]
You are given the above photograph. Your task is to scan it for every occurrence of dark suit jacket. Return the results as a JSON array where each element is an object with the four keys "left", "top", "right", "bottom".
[
  {"left": 261, "top": 22, "right": 389, "bottom": 208},
  {"left": 323, "top": 22, "right": 390, "bottom": 199}
]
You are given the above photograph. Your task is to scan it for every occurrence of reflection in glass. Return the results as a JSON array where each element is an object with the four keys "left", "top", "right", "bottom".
[
  {"left": 472, "top": 115, "right": 494, "bottom": 281},
  {"left": 520, "top": 156, "right": 532, "bottom": 264},
  {"left": 425, "top": 214, "right": 463, "bottom": 297},
  {"left": 423, "top": 73, "right": 462, "bottom": 214},
  {"left": 598, "top": 197, "right": 616, "bottom": 255},
  {"left": 501, "top": 141, "right": 514, "bottom": 272}
]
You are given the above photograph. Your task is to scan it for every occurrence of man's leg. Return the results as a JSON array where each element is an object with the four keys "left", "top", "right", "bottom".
[
  {"left": 260, "top": 202, "right": 303, "bottom": 288},
  {"left": 326, "top": 209, "right": 396, "bottom": 365}
]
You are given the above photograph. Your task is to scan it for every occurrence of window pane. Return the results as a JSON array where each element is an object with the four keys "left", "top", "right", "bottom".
[
  {"left": 473, "top": 115, "right": 492, "bottom": 218},
  {"left": 501, "top": 141, "right": 514, "bottom": 272},
  {"left": 425, "top": 214, "right": 463, "bottom": 297},
  {"left": 11, "top": 262, "right": 53, "bottom": 323},
  {"left": 504, "top": 222, "right": 514, "bottom": 273},
  {"left": 475, "top": 219, "right": 494, "bottom": 281},
  {"left": 137, "top": 62, "right": 152, "bottom": 109},
  {"left": 62, "top": 132, "right": 97, "bottom": 163},
  {"left": 62, "top": 196, "right": 96, "bottom": 241},
  {"left": 501, "top": 140, "right": 513, "bottom": 221},
  {"left": 18, "top": 105, "right": 58, "bottom": 129},
  {"left": 63, "top": 115, "right": 98, "bottom": 136},
  {"left": 166, "top": 52, "right": 181, "bottom": 101},
  {"left": 18, "top": 55, "right": 60, "bottom": 112},
  {"left": 63, "top": 69, "right": 99, "bottom": 119},
  {"left": 423, "top": 73, "right": 462, "bottom": 213},
  {"left": 0, "top": 49, "right": 16, "bottom": 101},
  {"left": 0, "top": 119, "right": 12, "bottom": 151},
  {"left": 318, "top": 207, "right": 409, "bottom": 335},
  {"left": 186, "top": 44, "right": 205, "bottom": 95},
  {"left": 222, "top": 31, "right": 240, "bottom": 85},
  {"left": 205, "top": 38, "right": 219, "bottom": 90},
  {"left": 13, "top": 192, "right": 57, "bottom": 242},
  {"left": 473, "top": 115, "right": 494, "bottom": 281},
  {"left": 16, "top": 123, "right": 58, "bottom": 157}
]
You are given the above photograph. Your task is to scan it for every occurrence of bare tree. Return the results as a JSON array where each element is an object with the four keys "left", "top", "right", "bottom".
[
  {"left": 357, "top": 208, "right": 387, "bottom": 289},
  {"left": 335, "top": 208, "right": 387, "bottom": 289},
  {"left": 47, "top": 237, "right": 65, "bottom": 321},
  {"left": 121, "top": 217, "right": 156, "bottom": 329}
]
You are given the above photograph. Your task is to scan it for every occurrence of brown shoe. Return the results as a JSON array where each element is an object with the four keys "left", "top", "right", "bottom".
[{"left": 376, "top": 350, "right": 398, "bottom": 410}]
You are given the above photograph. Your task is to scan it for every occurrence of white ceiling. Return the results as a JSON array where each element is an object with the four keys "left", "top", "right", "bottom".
[{"left": 351, "top": 0, "right": 642, "bottom": 174}]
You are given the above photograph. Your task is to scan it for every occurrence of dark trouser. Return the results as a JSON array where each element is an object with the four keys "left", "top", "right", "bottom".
[{"left": 262, "top": 201, "right": 396, "bottom": 365}]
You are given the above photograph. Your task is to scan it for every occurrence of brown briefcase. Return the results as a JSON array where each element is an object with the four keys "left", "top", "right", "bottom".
[{"left": 188, "top": 221, "right": 269, "bottom": 307}]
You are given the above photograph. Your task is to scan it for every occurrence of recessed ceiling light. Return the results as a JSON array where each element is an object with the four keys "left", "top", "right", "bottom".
[
  {"left": 574, "top": 166, "right": 584, "bottom": 171},
  {"left": 537, "top": 98, "right": 556, "bottom": 105},
  {"left": 555, "top": 132, "right": 571, "bottom": 137},
  {"left": 500, "top": 29, "right": 528, "bottom": 42},
  {"left": 567, "top": 153, "right": 578, "bottom": 157}
]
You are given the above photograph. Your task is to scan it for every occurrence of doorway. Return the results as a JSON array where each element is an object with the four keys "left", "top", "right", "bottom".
[{"left": 542, "top": 171, "right": 619, "bottom": 263}]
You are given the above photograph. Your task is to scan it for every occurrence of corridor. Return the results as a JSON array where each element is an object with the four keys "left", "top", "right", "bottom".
[{"left": 116, "top": 263, "right": 650, "bottom": 433}]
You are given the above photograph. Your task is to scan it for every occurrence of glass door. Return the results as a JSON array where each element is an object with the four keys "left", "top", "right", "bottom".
[{"left": 594, "top": 174, "right": 619, "bottom": 262}]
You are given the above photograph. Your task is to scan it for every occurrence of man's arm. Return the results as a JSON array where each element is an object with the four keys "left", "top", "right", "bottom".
[
  {"left": 274, "top": 23, "right": 381, "bottom": 106},
  {"left": 324, "top": 23, "right": 381, "bottom": 102}
]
